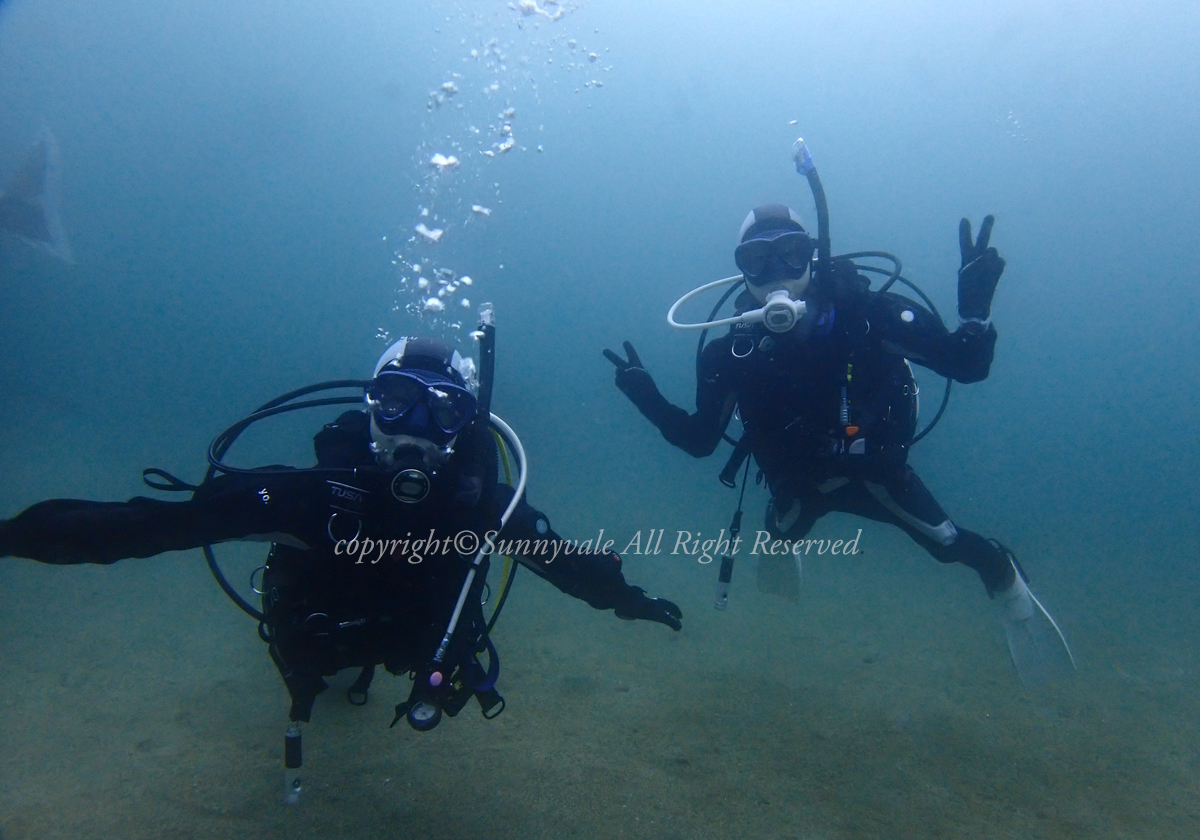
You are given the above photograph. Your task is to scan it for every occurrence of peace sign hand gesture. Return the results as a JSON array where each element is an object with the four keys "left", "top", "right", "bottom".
[
  {"left": 958, "top": 215, "right": 1006, "bottom": 323},
  {"left": 603, "top": 341, "right": 659, "bottom": 405}
]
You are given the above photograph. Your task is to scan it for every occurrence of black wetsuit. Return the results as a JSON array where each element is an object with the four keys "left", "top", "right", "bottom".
[
  {"left": 0, "top": 410, "right": 674, "bottom": 720},
  {"left": 620, "top": 263, "right": 1013, "bottom": 593}
]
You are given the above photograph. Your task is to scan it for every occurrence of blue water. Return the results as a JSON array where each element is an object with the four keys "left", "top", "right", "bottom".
[{"left": 2, "top": 1, "right": 1198, "bottom": 838}]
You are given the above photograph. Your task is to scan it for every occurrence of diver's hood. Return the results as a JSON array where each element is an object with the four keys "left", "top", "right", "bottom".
[{"left": 373, "top": 336, "right": 477, "bottom": 387}]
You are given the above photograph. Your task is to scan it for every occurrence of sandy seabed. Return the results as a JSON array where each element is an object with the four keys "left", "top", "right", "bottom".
[{"left": 2, "top": 511, "right": 1197, "bottom": 840}]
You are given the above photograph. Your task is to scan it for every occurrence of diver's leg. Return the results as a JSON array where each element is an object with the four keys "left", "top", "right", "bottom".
[
  {"left": 764, "top": 467, "right": 1000, "bottom": 584},
  {"left": 763, "top": 469, "right": 841, "bottom": 541},
  {"left": 854, "top": 465, "right": 1075, "bottom": 686},
  {"left": 754, "top": 476, "right": 815, "bottom": 599},
  {"left": 856, "top": 465, "right": 1011, "bottom": 592},
  {"left": 760, "top": 479, "right": 841, "bottom": 598},
  {"left": 764, "top": 485, "right": 823, "bottom": 541}
]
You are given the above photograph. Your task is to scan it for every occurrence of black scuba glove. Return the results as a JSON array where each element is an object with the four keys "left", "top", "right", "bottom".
[
  {"left": 614, "top": 584, "right": 683, "bottom": 631},
  {"left": 603, "top": 341, "right": 661, "bottom": 408},
  {"left": 957, "top": 215, "right": 1006, "bottom": 324}
]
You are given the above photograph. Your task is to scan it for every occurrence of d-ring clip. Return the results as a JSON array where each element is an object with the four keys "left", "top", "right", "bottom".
[{"left": 328, "top": 511, "right": 362, "bottom": 543}]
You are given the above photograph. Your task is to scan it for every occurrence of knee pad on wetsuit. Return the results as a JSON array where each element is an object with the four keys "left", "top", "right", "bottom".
[{"left": 863, "top": 480, "right": 958, "bottom": 546}]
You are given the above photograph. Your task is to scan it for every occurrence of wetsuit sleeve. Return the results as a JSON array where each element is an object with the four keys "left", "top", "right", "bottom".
[
  {"left": 0, "top": 471, "right": 326, "bottom": 565},
  {"left": 486, "top": 485, "right": 682, "bottom": 627},
  {"left": 871, "top": 291, "right": 997, "bottom": 383},
  {"left": 487, "top": 488, "right": 626, "bottom": 608},
  {"left": 629, "top": 339, "right": 736, "bottom": 457}
]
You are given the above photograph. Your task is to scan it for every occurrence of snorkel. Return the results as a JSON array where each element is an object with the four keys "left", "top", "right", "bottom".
[{"left": 792, "top": 138, "right": 832, "bottom": 283}]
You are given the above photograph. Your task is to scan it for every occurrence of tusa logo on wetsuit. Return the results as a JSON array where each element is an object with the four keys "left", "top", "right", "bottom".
[{"left": 326, "top": 480, "right": 369, "bottom": 515}]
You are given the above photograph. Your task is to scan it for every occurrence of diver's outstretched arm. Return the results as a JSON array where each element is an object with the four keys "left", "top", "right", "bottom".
[
  {"left": 603, "top": 340, "right": 733, "bottom": 457},
  {"left": 0, "top": 471, "right": 324, "bottom": 565},
  {"left": 494, "top": 486, "right": 682, "bottom": 631}
]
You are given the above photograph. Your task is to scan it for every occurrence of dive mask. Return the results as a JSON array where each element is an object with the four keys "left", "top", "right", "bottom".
[
  {"left": 366, "top": 370, "right": 477, "bottom": 440},
  {"left": 734, "top": 230, "right": 815, "bottom": 283}
]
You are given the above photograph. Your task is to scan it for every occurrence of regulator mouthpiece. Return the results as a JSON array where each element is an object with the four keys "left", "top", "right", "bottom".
[
  {"left": 668, "top": 276, "right": 807, "bottom": 333},
  {"left": 761, "top": 290, "right": 806, "bottom": 333}
]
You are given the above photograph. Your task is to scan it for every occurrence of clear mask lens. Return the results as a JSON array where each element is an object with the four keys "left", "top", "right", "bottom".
[
  {"left": 369, "top": 370, "right": 476, "bottom": 435},
  {"left": 426, "top": 384, "right": 477, "bottom": 433},
  {"left": 735, "top": 231, "right": 814, "bottom": 284},
  {"left": 371, "top": 375, "right": 425, "bottom": 422}
]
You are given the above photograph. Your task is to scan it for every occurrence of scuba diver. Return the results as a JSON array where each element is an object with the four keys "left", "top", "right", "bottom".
[
  {"left": 0, "top": 320, "right": 682, "bottom": 804},
  {"left": 605, "top": 139, "right": 1073, "bottom": 690}
]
